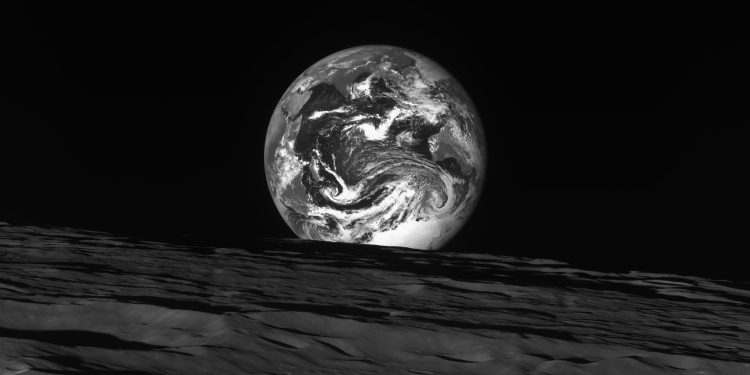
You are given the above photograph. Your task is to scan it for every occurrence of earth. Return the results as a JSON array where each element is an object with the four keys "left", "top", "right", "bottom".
[{"left": 264, "top": 45, "right": 486, "bottom": 250}]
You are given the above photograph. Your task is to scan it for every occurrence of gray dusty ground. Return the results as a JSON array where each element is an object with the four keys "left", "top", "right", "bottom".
[{"left": 1, "top": 222, "right": 749, "bottom": 374}]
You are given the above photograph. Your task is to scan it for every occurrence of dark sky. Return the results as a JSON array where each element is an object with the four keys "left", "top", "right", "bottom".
[{"left": 5, "top": 3, "right": 747, "bottom": 280}]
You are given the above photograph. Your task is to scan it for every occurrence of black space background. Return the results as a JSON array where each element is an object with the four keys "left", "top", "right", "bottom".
[{"left": 4, "top": 3, "right": 748, "bottom": 280}]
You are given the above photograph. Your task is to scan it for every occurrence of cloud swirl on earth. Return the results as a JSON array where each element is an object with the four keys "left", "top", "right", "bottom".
[{"left": 265, "top": 46, "right": 485, "bottom": 250}]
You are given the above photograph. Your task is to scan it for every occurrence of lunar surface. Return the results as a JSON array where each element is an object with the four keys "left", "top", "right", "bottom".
[
  {"left": 1, "top": 222, "right": 750, "bottom": 374},
  {"left": 264, "top": 45, "right": 485, "bottom": 250}
]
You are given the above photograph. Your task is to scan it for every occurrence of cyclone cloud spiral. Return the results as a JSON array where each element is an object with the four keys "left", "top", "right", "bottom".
[{"left": 264, "top": 45, "right": 486, "bottom": 250}]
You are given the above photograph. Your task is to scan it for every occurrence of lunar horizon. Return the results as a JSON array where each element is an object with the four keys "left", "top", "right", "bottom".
[{"left": 1, "top": 222, "right": 749, "bottom": 374}]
